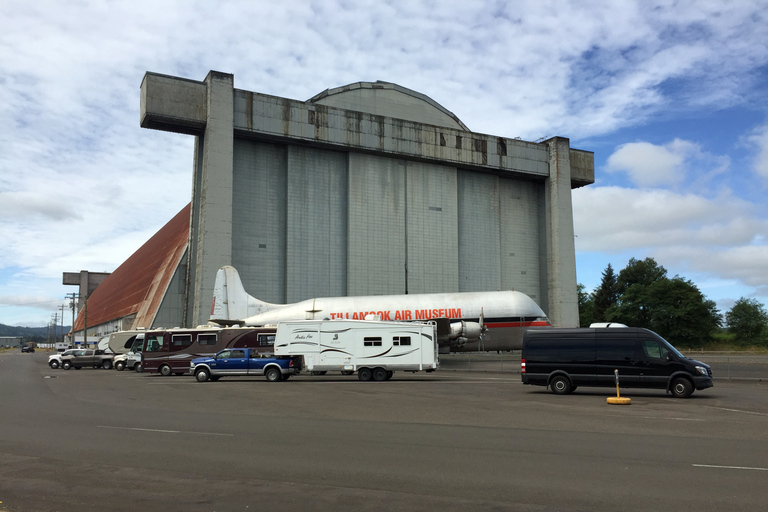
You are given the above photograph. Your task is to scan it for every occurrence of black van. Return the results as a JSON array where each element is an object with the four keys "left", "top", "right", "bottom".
[{"left": 521, "top": 327, "right": 713, "bottom": 398}]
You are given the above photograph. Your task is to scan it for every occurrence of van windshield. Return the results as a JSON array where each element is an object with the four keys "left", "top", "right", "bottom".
[{"left": 653, "top": 333, "right": 686, "bottom": 359}]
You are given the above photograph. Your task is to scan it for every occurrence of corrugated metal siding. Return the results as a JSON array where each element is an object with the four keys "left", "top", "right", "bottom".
[{"left": 74, "top": 204, "right": 190, "bottom": 331}]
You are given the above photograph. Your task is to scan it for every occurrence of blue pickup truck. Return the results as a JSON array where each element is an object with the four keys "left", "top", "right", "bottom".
[{"left": 189, "top": 348, "right": 299, "bottom": 382}]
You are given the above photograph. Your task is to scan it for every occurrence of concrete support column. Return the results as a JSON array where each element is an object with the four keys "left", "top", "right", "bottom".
[
  {"left": 544, "top": 137, "right": 579, "bottom": 327},
  {"left": 191, "top": 71, "right": 234, "bottom": 326}
]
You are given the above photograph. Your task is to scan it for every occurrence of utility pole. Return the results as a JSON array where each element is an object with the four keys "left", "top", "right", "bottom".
[
  {"left": 59, "top": 303, "right": 66, "bottom": 344},
  {"left": 66, "top": 292, "right": 77, "bottom": 347}
]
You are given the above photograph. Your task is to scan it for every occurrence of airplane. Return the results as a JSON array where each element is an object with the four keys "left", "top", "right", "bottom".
[{"left": 208, "top": 265, "right": 551, "bottom": 351}]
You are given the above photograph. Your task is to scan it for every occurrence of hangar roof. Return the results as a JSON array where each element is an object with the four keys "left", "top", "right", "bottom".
[
  {"left": 73, "top": 204, "right": 190, "bottom": 331},
  {"left": 308, "top": 81, "right": 470, "bottom": 131}
]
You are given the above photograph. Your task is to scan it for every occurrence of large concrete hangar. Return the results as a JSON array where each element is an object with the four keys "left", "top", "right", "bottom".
[{"left": 71, "top": 71, "right": 593, "bottom": 341}]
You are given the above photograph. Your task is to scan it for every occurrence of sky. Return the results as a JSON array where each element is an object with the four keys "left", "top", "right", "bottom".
[{"left": 1, "top": 0, "right": 767, "bottom": 327}]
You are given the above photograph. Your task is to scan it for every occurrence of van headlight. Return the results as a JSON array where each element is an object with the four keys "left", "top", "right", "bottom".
[{"left": 695, "top": 366, "right": 709, "bottom": 376}]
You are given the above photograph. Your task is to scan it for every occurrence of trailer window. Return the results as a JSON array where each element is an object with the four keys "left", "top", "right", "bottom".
[
  {"left": 172, "top": 334, "right": 192, "bottom": 347},
  {"left": 258, "top": 334, "right": 275, "bottom": 346},
  {"left": 393, "top": 336, "right": 411, "bottom": 346},
  {"left": 198, "top": 333, "right": 217, "bottom": 345},
  {"left": 364, "top": 337, "right": 382, "bottom": 347}
]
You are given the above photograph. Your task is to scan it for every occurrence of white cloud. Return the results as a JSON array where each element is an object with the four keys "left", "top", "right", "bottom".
[
  {"left": 573, "top": 185, "right": 768, "bottom": 302},
  {"left": 605, "top": 139, "right": 730, "bottom": 188},
  {"left": 747, "top": 124, "right": 768, "bottom": 182}
]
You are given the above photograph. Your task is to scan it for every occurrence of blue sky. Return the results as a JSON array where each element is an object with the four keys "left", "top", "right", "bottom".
[{"left": 1, "top": 0, "right": 767, "bottom": 326}]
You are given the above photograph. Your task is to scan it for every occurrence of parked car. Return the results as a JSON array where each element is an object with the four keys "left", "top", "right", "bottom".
[
  {"left": 49, "top": 349, "right": 79, "bottom": 369},
  {"left": 61, "top": 349, "right": 114, "bottom": 370},
  {"left": 21, "top": 345, "right": 35, "bottom": 353}
]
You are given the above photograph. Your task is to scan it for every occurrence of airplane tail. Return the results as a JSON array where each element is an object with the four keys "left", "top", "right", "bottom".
[{"left": 210, "top": 266, "right": 275, "bottom": 322}]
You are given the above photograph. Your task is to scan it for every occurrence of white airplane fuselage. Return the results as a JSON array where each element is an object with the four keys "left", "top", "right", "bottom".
[{"left": 209, "top": 266, "right": 550, "bottom": 351}]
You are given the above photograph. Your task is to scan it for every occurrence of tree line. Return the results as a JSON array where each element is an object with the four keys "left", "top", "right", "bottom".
[{"left": 578, "top": 257, "right": 768, "bottom": 349}]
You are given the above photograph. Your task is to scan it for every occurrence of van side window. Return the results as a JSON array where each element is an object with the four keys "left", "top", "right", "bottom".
[
  {"left": 596, "top": 337, "right": 636, "bottom": 362},
  {"left": 641, "top": 340, "right": 668, "bottom": 360}
]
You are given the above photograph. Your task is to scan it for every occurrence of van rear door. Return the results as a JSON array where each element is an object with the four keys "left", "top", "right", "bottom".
[{"left": 595, "top": 330, "right": 642, "bottom": 387}]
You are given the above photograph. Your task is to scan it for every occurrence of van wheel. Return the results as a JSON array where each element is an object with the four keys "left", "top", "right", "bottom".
[
  {"left": 671, "top": 378, "right": 693, "bottom": 398},
  {"left": 550, "top": 375, "right": 572, "bottom": 395}
]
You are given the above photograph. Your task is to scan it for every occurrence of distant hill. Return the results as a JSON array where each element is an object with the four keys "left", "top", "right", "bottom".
[{"left": 0, "top": 323, "right": 70, "bottom": 342}]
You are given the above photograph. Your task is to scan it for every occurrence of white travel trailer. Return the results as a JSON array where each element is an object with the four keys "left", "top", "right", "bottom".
[{"left": 274, "top": 319, "right": 439, "bottom": 381}]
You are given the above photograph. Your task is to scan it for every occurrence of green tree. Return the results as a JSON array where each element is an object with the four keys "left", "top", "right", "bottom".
[
  {"left": 592, "top": 263, "right": 618, "bottom": 322},
  {"left": 615, "top": 257, "right": 667, "bottom": 294},
  {"left": 726, "top": 298, "right": 768, "bottom": 347},
  {"left": 644, "top": 277, "right": 721, "bottom": 347},
  {"left": 577, "top": 283, "right": 594, "bottom": 327},
  {"left": 606, "top": 258, "right": 721, "bottom": 346}
]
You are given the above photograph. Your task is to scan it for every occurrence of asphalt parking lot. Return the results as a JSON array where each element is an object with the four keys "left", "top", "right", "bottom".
[{"left": 1, "top": 350, "right": 766, "bottom": 512}]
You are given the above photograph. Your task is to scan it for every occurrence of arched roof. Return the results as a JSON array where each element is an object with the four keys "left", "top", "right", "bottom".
[{"left": 308, "top": 81, "right": 469, "bottom": 131}]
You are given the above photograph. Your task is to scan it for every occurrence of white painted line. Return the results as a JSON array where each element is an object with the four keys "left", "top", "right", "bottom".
[
  {"left": 693, "top": 464, "right": 768, "bottom": 471},
  {"left": 98, "top": 425, "right": 233, "bottom": 437},
  {"left": 705, "top": 406, "right": 768, "bottom": 417}
]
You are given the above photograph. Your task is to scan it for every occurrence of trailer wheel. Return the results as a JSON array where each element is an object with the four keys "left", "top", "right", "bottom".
[
  {"left": 671, "top": 377, "right": 693, "bottom": 398},
  {"left": 341, "top": 370, "right": 354, "bottom": 376},
  {"left": 159, "top": 365, "right": 172, "bottom": 377},
  {"left": 358, "top": 368, "right": 373, "bottom": 381},
  {"left": 386, "top": 371, "right": 394, "bottom": 380},
  {"left": 195, "top": 368, "right": 210, "bottom": 382},
  {"left": 372, "top": 367, "right": 388, "bottom": 381},
  {"left": 115, "top": 361, "right": 125, "bottom": 371},
  {"left": 265, "top": 367, "right": 282, "bottom": 382},
  {"left": 550, "top": 375, "right": 572, "bottom": 395},
  {"left": 102, "top": 360, "right": 112, "bottom": 370}
]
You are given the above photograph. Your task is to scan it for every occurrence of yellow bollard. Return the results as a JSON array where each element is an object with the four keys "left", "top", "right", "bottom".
[{"left": 607, "top": 369, "right": 631, "bottom": 405}]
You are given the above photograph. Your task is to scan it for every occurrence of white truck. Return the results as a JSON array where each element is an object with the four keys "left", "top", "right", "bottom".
[
  {"left": 274, "top": 319, "right": 439, "bottom": 381},
  {"left": 113, "top": 333, "right": 144, "bottom": 371}
]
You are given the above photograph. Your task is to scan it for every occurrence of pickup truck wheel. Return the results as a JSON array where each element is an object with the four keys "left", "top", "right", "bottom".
[
  {"left": 62, "top": 361, "right": 71, "bottom": 370},
  {"left": 133, "top": 363, "right": 141, "bottom": 372},
  {"left": 74, "top": 366, "right": 82, "bottom": 370},
  {"left": 49, "top": 361, "right": 60, "bottom": 369},
  {"left": 385, "top": 371, "right": 394, "bottom": 380},
  {"left": 265, "top": 367, "right": 282, "bottom": 382},
  {"left": 358, "top": 368, "right": 373, "bottom": 381},
  {"left": 159, "top": 365, "right": 172, "bottom": 377},
  {"left": 102, "top": 361, "right": 112, "bottom": 370},
  {"left": 195, "top": 369, "right": 210, "bottom": 382},
  {"left": 671, "top": 377, "right": 693, "bottom": 398},
  {"left": 115, "top": 361, "right": 125, "bottom": 371},
  {"left": 372, "top": 368, "right": 388, "bottom": 381}
]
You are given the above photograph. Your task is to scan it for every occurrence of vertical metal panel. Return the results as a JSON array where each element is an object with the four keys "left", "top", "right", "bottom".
[
  {"left": 405, "top": 161, "right": 459, "bottom": 293},
  {"left": 499, "top": 179, "right": 542, "bottom": 301},
  {"left": 347, "top": 153, "right": 406, "bottom": 295},
  {"left": 232, "top": 139, "right": 287, "bottom": 303},
  {"left": 457, "top": 171, "right": 501, "bottom": 291},
  {"left": 286, "top": 146, "right": 348, "bottom": 302}
]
